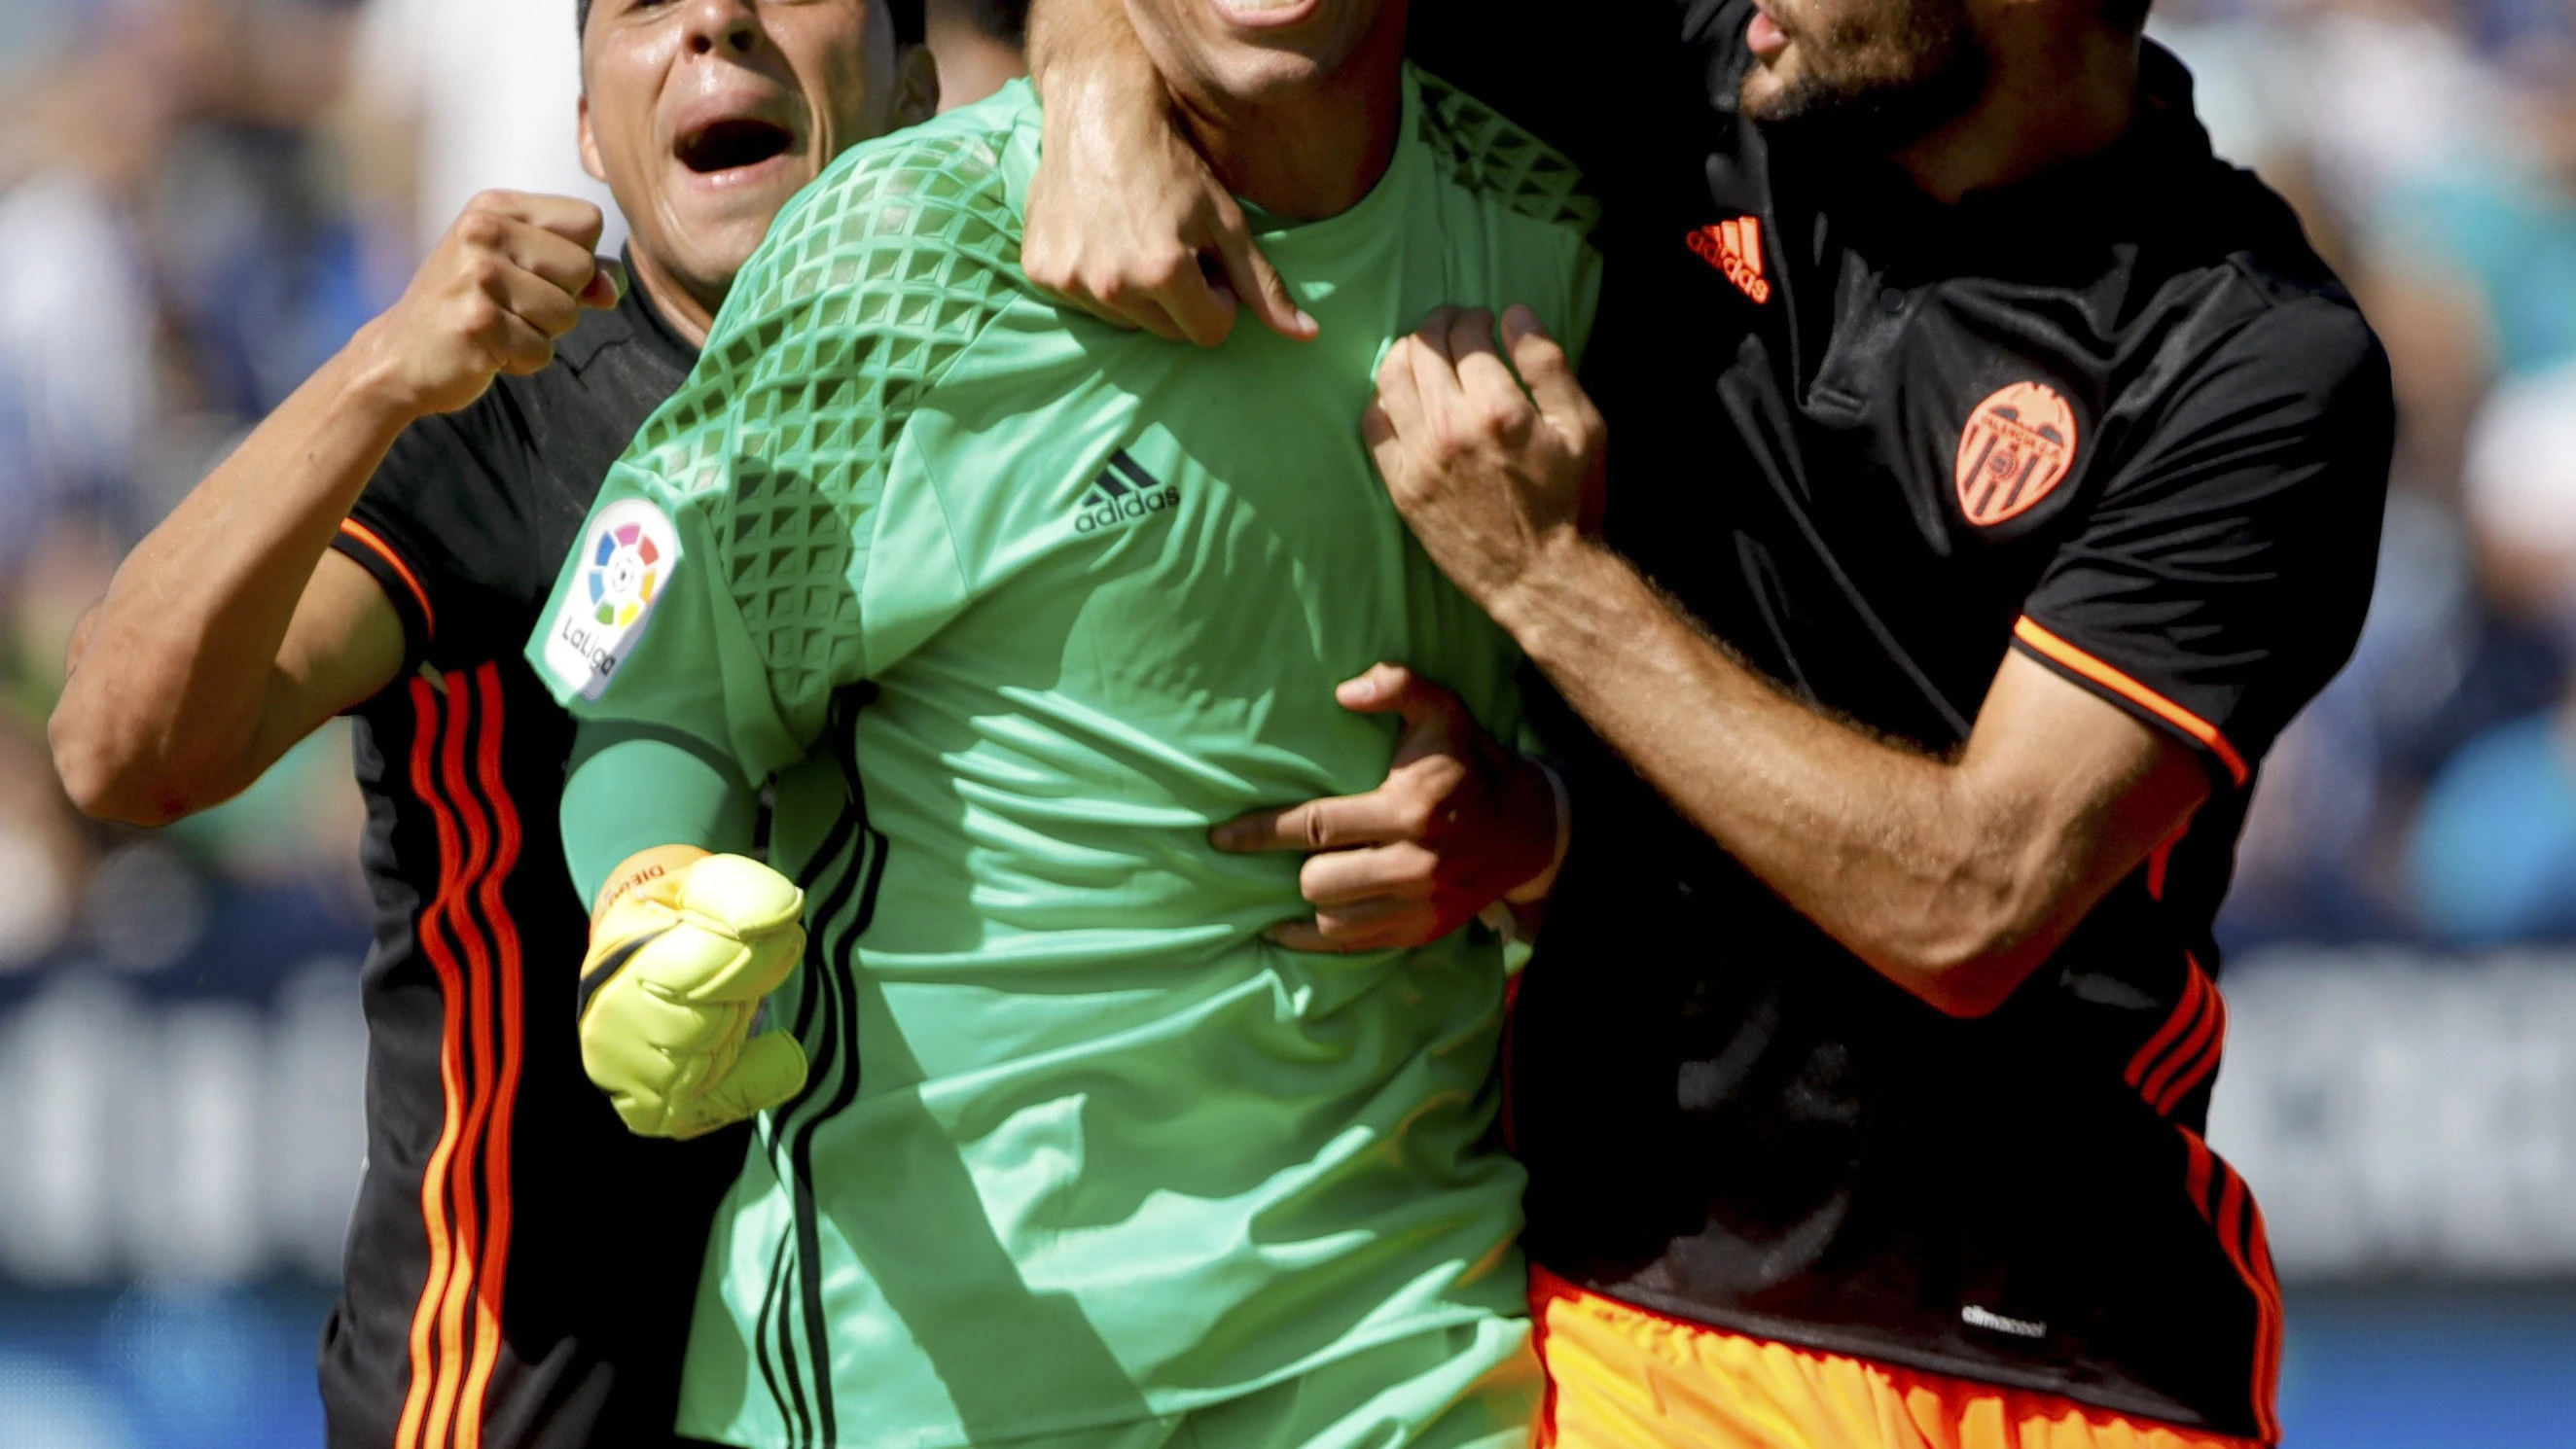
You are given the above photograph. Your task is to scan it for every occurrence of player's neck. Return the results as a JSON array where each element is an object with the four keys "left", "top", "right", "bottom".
[
  {"left": 1893, "top": 27, "right": 2140, "bottom": 206},
  {"left": 1167, "top": 15, "right": 1408, "bottom": 223},
  {"left": 626, "top": 248, "right": 721, "bottom": 349}
]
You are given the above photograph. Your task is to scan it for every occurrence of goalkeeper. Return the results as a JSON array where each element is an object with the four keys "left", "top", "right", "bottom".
[{"left": 527, "top": 0, "right": 1593, "bottom": 1443}]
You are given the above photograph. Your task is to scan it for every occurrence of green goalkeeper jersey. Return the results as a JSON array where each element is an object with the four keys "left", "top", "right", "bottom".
[{"left": 529, "top": 74, "right": 1598, "bottom": 1449}]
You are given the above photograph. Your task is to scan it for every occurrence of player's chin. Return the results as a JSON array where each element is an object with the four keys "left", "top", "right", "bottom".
[
  {"left": 1187, "top": 0, "right": 1378, "bottom": 88},
  {"left": 664, "top": 176, "right": 805, "bottom": 255},
  {"left": 1192, "top": 45, "right": 1342, "bottom": 105},
  {"left": 658, "top": 207, "right": 785, "bottom": 295},
  {"left": 1737, "top": 64, "right": 1800, "bottom": 124}
]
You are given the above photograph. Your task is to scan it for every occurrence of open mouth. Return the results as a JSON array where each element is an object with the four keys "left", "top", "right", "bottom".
[{"left": 677, "top": 118, "right": 796, "bottom": 176}]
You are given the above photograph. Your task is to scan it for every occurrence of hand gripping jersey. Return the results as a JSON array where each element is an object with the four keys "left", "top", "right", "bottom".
[
  {"left": 1411, "top": 6, "right": 2394, "bottom": 1443},
  {"left": 528, "top": 75, "right": 1600, "bottom": 1449}
]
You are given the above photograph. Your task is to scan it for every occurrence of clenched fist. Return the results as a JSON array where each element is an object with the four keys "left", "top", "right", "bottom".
[
  {"left": 353, "top": 191, "right": 621, "bottom": 420},
  {"left": 579, "top": 847, "right": 811, "bottom": 1141}
]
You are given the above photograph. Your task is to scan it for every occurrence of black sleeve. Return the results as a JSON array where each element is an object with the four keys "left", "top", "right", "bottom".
[
  {"left": 327, "top": 396, "right": 544, "bottom": 669},
  {"left": 2014, "top": 298, "right": 2394, "bottom": 788}
]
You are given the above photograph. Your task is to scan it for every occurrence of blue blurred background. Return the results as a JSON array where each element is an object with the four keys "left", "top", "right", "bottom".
[{"left": 1, "top": 0, "right": 2574, "bottom": 1443}]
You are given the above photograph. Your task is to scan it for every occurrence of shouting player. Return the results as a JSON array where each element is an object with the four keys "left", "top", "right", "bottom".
[
  {"left": 524, "top": 0, "right": 1590, "bottom": 1442},
  {"left": 1028, "top": 0, "right": 2396, "bottom": 1445},
  {"left": 51, "top": 1, "right": 937, "bottom": 1443}
]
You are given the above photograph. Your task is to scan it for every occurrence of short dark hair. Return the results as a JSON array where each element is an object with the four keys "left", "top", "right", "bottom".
[
  {"left": 954, "top": 0, "right": 1031, "bottom": 43},
  {"left": 579, "top": 0, "right": 926, "bottom": 46}
]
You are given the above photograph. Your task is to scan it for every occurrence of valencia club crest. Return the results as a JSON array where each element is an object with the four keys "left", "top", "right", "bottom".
[{"left": 1955, "top": 382, "right": 2079, "bottom": 527}]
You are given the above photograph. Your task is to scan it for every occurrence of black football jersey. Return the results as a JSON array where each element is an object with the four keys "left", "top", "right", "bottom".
[
  {"left": 321, "top": 274, "right": 751, "bottom": 1449},
  {"left": 1414, "top": 5, "right": 2392, "bottom": 1441}
]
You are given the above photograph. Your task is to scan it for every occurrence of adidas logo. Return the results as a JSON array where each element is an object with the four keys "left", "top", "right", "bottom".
[
  {"left": 1686, "top": 216, "right": 1771, "bottom": 304},
  {"left": 1074, "top": 448, "right": 1180, "bottom": 535}
]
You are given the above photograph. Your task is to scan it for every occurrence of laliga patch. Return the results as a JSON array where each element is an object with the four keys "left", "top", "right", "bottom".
[
  {"left": 1955, "top": 382, "right": 2078, "bottom": 527},
  {"left": 545, "top": 498, "right": 678, "bottom": 700}
]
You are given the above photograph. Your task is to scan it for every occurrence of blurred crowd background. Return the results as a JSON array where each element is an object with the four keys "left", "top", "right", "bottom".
[{"left": 0, "top": 0, "right": 2567, "bottom": 1443}]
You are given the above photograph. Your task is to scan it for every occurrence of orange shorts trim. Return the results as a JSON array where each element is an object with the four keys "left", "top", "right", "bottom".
[{"left": 1529, "top": 1268, "right": 2261, "bottom": 1449}]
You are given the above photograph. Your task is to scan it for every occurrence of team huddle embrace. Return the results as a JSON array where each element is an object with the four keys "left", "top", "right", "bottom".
[{"left": 51, "top": 0, "right": 2393, "bottom": 1447}]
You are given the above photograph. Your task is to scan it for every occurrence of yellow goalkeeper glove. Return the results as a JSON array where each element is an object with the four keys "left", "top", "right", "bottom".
[{"left": 578, "top": 847, "right": 810, "bottom": 1140}]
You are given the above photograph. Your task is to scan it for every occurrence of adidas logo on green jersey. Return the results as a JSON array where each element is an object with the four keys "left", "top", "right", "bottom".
[{"left": 1075, "top": 450, "right": 1179, "bottom": 535}]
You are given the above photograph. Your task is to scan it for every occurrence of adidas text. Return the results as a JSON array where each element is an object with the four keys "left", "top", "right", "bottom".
[{"left": 1076, "top": 486, "right": 1179, "bottom": 534}]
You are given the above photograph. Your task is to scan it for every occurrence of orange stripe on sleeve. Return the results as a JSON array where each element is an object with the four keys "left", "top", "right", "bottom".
[
  {"left": 2012, "top": 617, "right": 2250, "bottom": 787},
  {"left": 340, "top": 518, "right": 439, "bottom": 643}
]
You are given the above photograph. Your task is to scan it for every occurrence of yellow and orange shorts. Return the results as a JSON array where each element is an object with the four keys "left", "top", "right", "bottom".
[{"left": 1529, "top": 1268, "right": 2262, "bottom": 1449}]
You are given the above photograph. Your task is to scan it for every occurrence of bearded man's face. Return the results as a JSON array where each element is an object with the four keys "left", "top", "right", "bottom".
[{"left": 1740, "top": 0, "right": 1989, "bottom": 154}]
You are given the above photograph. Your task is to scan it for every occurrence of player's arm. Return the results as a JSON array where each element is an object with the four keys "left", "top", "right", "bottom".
[
  {"left": 1366, "top": 303, "right": 2387, "bottom": 1017},
  {"left": 1021, "top": 0, "right": 1310, "bottom": 344},
  {"left": 558, "top": 729, "right": 805, "bottom": 1140},
  {"left": 536, "top": 489, "right": 817, "bottom": 1143},
  {"left": 50, "top": 192, "right": 618, "bottom": 826}
]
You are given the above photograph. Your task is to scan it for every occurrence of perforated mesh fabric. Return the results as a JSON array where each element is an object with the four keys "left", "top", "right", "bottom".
[
  {"left": 623, "top": 126, "right": 1021, "bottom": 742},
  {"left": 535, "top": 72, "right": 1609, "bottom": 1449},
  {"left": 1415, "top": 70, "right": 1601, "bottom": 235}
]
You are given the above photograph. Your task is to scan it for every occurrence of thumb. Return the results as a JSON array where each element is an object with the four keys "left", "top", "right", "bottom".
[
  {"left": 1209, "top": 208, "right": 1317, "bottom": 342},
  {"left": 1501, "top": 304, "right": 1599, "bottom": 446},
  {"left": 580, "top": 255, "right": 626, "bottom": 310},
  {"left": 1336, "top": 662, "right": 1467, "bottom": 738},
  {"left": 694, "top": 1030, "right": 809, "bottom": 1132}
]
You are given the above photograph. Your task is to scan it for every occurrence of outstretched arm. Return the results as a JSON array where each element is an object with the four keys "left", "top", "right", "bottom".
[
  {"left": 1022, "top": 0, "right": 1311, "bottom": 345},
  {"left": 52, "top": 192, "right": 617, "bottom": 825},
  {"left": 1366, "top": 307, "right": 2213, "bottom": 1018}
]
